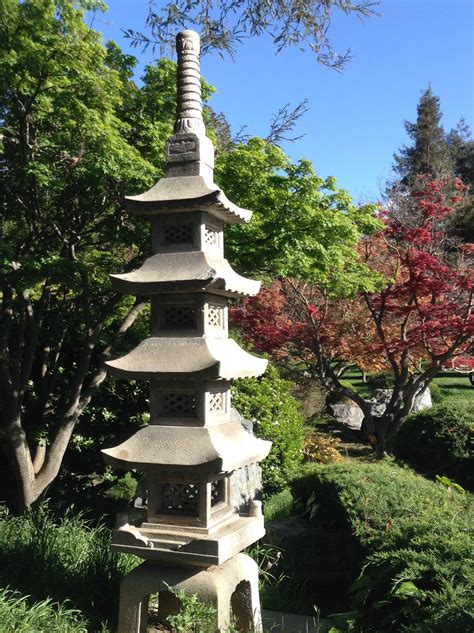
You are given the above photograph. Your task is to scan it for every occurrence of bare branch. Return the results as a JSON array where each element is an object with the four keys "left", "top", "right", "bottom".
[{"left": 266, "top": 100, "right": 309, "bottom": 145}]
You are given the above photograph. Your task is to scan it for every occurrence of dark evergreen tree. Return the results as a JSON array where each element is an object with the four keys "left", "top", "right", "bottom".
[
  {"left": 448, "top": 117, "right": 474, "bottom": 186},
  {"left": 447, "top": 118, "right": 474, "bottom": 241},
  {"left": 393, "top": 86, "right": 453, "bottom": 185}
]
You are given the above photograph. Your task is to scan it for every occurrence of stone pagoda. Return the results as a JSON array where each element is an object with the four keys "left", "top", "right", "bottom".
[{"left": 102, "top": 29, "right": 271, "bottom": 632}]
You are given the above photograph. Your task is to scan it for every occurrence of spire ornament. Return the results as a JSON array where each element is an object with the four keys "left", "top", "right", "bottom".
[
  {"left": 174, "top": 29, "right": 205, "bottom": 135},
  {"left": 164, "top": 29, "right": 214, "bottom": 178}
]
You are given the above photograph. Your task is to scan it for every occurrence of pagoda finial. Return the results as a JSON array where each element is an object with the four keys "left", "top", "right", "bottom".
[
  {"left": 175, "top": 30, "right": 205, "bottom": 135},
  {"left": 165, "top": 29, "right": 214, "bottom": 178}
]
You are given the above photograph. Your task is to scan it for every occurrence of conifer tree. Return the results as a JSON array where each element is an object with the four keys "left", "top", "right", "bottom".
[
  {"left": 447, "top": 118, "right": 474, "bottom": 241},
  {"left": 448, "top": 117, "right": 474, "bottom": 186},
  {"left": 393, "top": 86, "right": 453, "bottom": 185}
]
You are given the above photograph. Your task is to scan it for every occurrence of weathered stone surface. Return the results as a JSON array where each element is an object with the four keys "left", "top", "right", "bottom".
[
  {"left": 230, "top": 409, "right": 263, "bottom": 513},
  {"left": 112, "top": 512, "right": 265, "bottom": 567},
  {"left": 117, "top": 553, "right": 262, "bottom": 632},
  {"left": 124, "top": 175, "right": 252, "bottom": 224},
  {"left": 105, "top": 32, "right": 270, "bottom": 616},
  {"left": 412, "top": 387, "right": 432, "bottom": 412},
  {"left": 106, "top": 337, "right": 267, "bottom": 381},
  {"left": 102, "top": 422, "right": 270, "bottom": 473},
  {"left": 328, "top": 403, "right": 364, "bottom": 430},
  {"left": 111, "top": 251, "right": 261, "bottom": 297}
]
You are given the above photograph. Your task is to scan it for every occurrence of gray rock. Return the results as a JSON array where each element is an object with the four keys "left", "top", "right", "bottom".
[
  {"left": 372, "top": 388, "right": 392, "bottom": 404},
  {"left": 328, "top": 403, "right": 364, "bottom": 430},
  {"left": 412, "top": 387, "right": 432, "bottom": 412},
  {"left": 329, "top": 387, "right": 432, "bottom": 429}
]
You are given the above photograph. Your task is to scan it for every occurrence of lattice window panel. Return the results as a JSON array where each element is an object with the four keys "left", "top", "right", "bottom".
[
  {"left": 207, "top": 305, "right": 223, "bottom": 328},
  {"left": 209, "top": 392, "right": 225, "bottom": 413},
  {"left": 161, "top": 483, "right": 198, "bottom": 514},
  {"left": 163, "top": 306, "right": 196, "bottom": 329},
  {"left": 211, "top": 480, "right": 225, "bottom": 507},
  {"left": 163, "top": 225, "right": 193, "bottom": 245},
  {"left": 204, "top": 226, "right": 219, "bottom": 247},
  {"left": 162, "top": 393, "right": 197, "bottom": 417}
]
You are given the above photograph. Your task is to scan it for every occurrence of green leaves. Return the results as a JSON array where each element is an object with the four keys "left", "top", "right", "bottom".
[
  {"left": 232, "top": 362, "right": 305, "bottom": 494},
  {"left": 391, "top": 580, "right": 425, "bottom": 600},
  {"left": 216, "top": 137, "right": 382, "bottom": 295}
]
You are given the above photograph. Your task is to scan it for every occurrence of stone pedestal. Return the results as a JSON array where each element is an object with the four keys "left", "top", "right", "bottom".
[{"left": 117, "top": 554, "right": 261, "bottom": 633}]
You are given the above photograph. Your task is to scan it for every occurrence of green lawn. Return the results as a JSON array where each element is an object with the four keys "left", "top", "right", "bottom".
[
  {"left": 342, "top": 369, "right": 371, "bottom": 398},
  {"left": 431, "top": 371, "right": 474, "bottom": 405},
  {"left": 342, "top": 369, "right": 474, "bottom": 405}
]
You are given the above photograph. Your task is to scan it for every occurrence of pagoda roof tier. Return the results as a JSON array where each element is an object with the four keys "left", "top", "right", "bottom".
[
  {"left": 124, "top": 175, "right": 252, "bottom": 224},
  {"left": 106, "top": 337, "right": 267, "bottom": 381},
  {"left": 110, "top": 252, "right": 260, "bottom": 297},
  {"left": 101, "top": 422, "right": 271, "bottom": 474}
]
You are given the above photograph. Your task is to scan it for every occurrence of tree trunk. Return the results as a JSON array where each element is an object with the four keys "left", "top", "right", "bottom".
[{"left": 3, "top": 419, "right": 37, "bottom": 513}]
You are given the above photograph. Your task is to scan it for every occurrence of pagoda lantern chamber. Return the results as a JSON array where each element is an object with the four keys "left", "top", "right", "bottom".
[{"left": 102, "top": 29, "right": 271, "bottom": 632}]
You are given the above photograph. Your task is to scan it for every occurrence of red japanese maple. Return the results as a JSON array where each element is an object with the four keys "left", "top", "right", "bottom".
[{"left": 231, "top": 177, "right": 474, "bottom": 452}]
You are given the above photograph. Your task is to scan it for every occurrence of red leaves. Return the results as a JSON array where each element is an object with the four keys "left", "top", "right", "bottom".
[
  {"left": 231, "top": 177, "right": 473, "bottom": 377},
  {"left": 229, "top": 283, "right": 303, "bottom": 353}
]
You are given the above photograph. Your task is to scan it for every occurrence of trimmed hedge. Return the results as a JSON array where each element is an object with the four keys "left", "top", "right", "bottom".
[
  {"left": 392, "top": 402, "right": 474, "bottom": 489},
  {"left": 291, "top": 461, "right": 474, "bottom": 632}
]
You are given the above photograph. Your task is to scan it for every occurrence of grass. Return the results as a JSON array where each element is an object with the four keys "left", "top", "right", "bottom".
[
  {"left": 431, "top": 371, "right": 474, "bottom": 405},
  {"left": 0, "top": 504, "right": 138, "bottom": 631},
  {"left": 0, "top": 588, "right": 89, "bottom": 633},
  {"left": 341, "top": 369, "right": 372, "bottom": 399}
]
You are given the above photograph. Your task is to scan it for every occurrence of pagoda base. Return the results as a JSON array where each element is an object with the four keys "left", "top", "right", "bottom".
[
  {"left": 111, "top": 513, "right": 265, "bottom": 567},
  {"left": 117, "top": 553, "right": 261, "bottom": 633}
]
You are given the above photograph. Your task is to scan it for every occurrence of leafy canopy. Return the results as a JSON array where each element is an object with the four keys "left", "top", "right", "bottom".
[{"left": 216, "top": 138, "right": 382, "bottom": 295}]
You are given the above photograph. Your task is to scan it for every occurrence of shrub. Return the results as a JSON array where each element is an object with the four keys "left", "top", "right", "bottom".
[
  {"left": 291, "top": 461, "right": 474, "bottom": 631},
  {"left": 232, "top": 363, "right": 305, "bottom": 495},
  {"left": 0, "top": 504, "right": 138, "bottom": 630},
  {"left": 105, "top": 471, "right": 138, "bottom": 503},
  {"left": 263, "top": 489, "right": 294, "bottom": 522},
  {"left": 428, "top": 381, "right": 442, "bottom": 403},
  {"left": 392, "top": 402, "right": 474, "bottom": 489},
  {"left": 303, "top": 433, "right": 343, "bottom": 464}
]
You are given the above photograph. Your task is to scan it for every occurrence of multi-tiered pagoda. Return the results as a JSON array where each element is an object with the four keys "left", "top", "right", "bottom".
[{"left": 102, "top": 29, "right": 271, "bottom": 632}]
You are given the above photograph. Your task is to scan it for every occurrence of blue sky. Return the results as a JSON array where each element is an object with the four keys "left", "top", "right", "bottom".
[{"left": 91, "top": 0, "right": 473, "bottom": 202}]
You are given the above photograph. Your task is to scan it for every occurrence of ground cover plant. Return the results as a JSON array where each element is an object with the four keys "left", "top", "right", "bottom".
[{"left": 290, "top": 461, "right": 474, "bottom": 631}]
